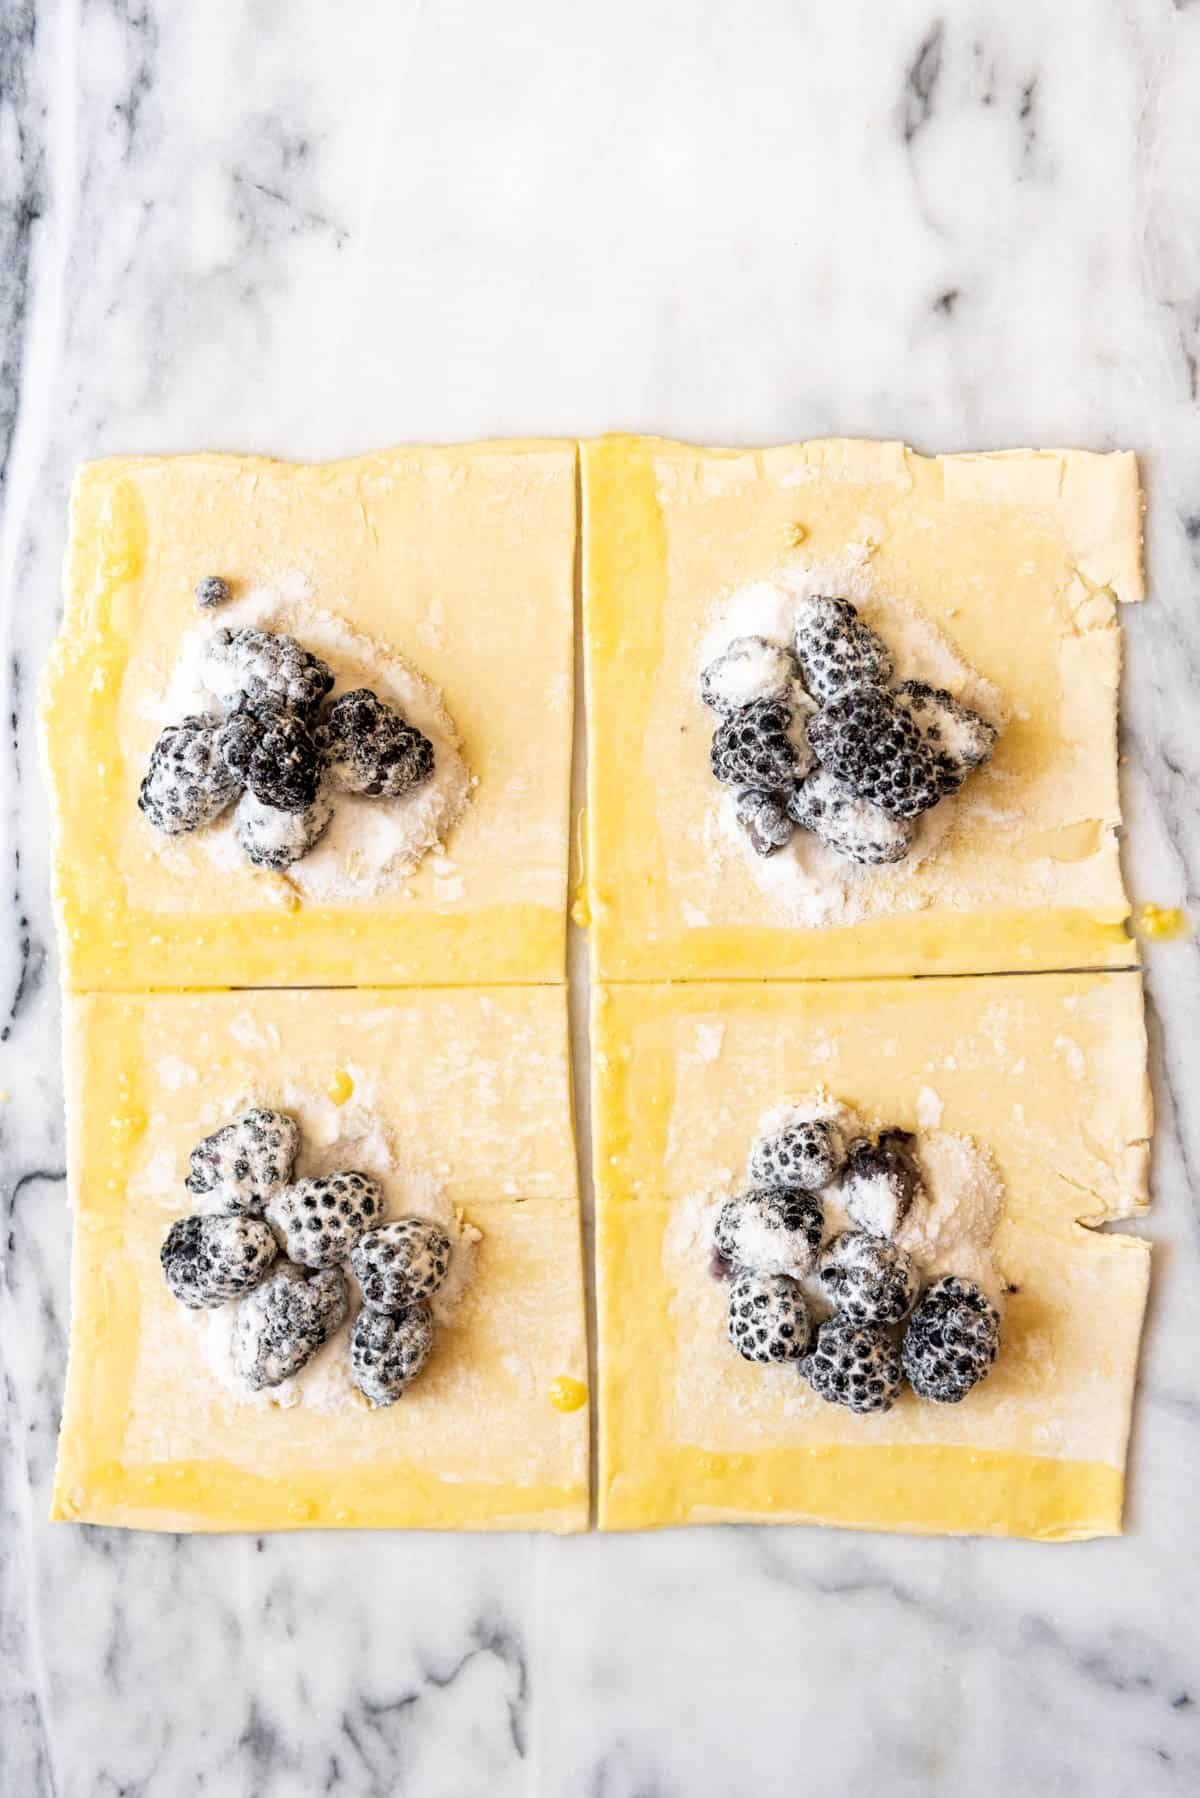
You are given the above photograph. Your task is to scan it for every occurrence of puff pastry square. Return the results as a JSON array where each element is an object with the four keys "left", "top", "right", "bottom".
[
  {"left": 582, "top": 435, "right": 1144, "bottom": 982},
  {"left": 42, "top": 443, "right": 576, "bottom": 991},
  {"left": 53, "top": 985, "right": 587, "bottom": 1532},
  {"left": 592, "top": 972, "right": 1151, "bottom": 1539}
]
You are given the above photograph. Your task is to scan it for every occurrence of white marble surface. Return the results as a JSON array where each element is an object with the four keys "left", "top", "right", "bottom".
[{"left": 3, "top": 2, "right": 1200, "bottom": 1793}]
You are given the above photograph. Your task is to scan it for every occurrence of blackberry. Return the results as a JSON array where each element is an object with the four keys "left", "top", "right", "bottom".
[
  {"left": 202, "top": 626, "right": 334, "bottom": 716},
  {"left": 727, "top": 1271, "right": 811, "bottom": 1364},
  {"left": 161, "top": 1213, "right": 277, "bottom": 1309},
  {"left": 818, "top": 1231, "right": 920, "bottom": 1326},
  {"left": 138, "top": 715, "right": 242, "bottom": 835},
  {"left": 749, "top": 1117, "right": 843, "bottom": 1192},
  {"left": 186, "top": 1107, "right": 300, "bottom": 1213},
  {"left": 802, "top": 1316, "right": 902, "bottom": 1414},
  {"left": 894, "top": 680, "right": 998, "bottom": 797},
  {"left": 713, "top": 1187, "right": 824, "bottom": 1280},
  {"left": 232, "top": 1263, "right": 349, "bottom": 1389},
  {"left": 350, "top": 1303, "right": 435, "bottom": 1406},
  {"left": 268, "top": 1171, "right": 383, "bottom": 1269},
  {"left": 234, "top": 788, "right": 333, "bottom": 870},
  {"left": 323, "top": 688, "right": 435, "bottom": 799},
  {"left": 792, "top": 595, "right": 892, "bottom": 702},
  {"left": 219, "top": 703, "right": 326, "bottom": 812},
  {"left": 195, "top": 575, "right": 231, "bottom": 609},
  {"left": 902, "top": 1276, "right": 1000, "bottom": 1403},
  {"left": 350, "top": 1218, "right": 452, "bottom": 1313},
  {"left": 807, "top": 688, "right": 941, "bottom": 819},
  {"left": 700, "top": 636, "right": 798, "bottom": 715},
  {"left": 711, "top": 697, "right": 811, "bottom": 790},
  {"left": 787, "top": 769, "right": 913, "bottom": 866},
  {"left": 839, "top": 1131, "right": 924, "bottom": 1239},
  {"left": 734, "top": 787, "right": 795, "bottom": 857}
]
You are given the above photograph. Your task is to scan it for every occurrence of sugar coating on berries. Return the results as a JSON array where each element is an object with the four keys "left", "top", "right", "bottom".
[
  {"left": 324, "top": 688, "right": 436, "bottom": 799},
  {"left": 711, "top": 697, "right": 810, "bottom": 790},
  {"left": 202, "top": 627, "right": 334, "bottom": 716},
  {"left": 713, "top": 1187, "right": 824, "bottom": 1280},
  {"left": 807, "top": 687, "right": 942, "bottom": 819},
  {"left": 727, "top": 1271, "right": 811, "bottom": 1363},
  {"left": 894, "top": 680, "right": 998, "bottom": 797},
  {"left": 161, "top": 1213, "right": 277, "bottom": 1309},
  {"left": 802, "top": 1316, "right": 902, "bottom": 1414},
  {"left": 792, "top": 595, "right": 893, "bottom": 703},
  {"left": 700, "top": 637, "right": 799, "bottom": 715},
  {"left": 749, "top": 1117, "right": 844, "bottom": 1192},
  {"left": 818, "top": 1231, "right": 920, "bottom": 1326},
  {"left": 195, "top": 575, "right": 231, "bottom": 609},
  {"left": 232, "top": 1263, "right": 349, "bottom": 1389},
  {"left": 138, "top": 715, "right": 242, "bottom": 835},
  {"left": 735, "top": 787, "right": 795, "bottom": 857},
  {"left": 219, "top": 703, "right": 326, "bottom": 812},
  {"left": 186, "top": 1107, "right": 300, "bottom": 1213},
  {"left": 902, "top": 1275, "right": 1000, "bottom": 1403},
  {"left": 234, "top": 787, "right": 333, "bottom": 869},
  {"left": 268, "top": 1171, "right": 383, "bottom": 1269},
  {"left": 350, "top": 1217, "right": 453, "bottom": 1312},
  {"left": 350, "top": 1303, "right": 434, "bottom": 1406},
  {"left": 788, "top": 768, "right": 914, "bottom": 866},
  {"left": 839, "top": 1132, "right": 924, "bottom": 1238}
]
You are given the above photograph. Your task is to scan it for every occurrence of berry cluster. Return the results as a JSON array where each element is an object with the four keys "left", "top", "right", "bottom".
[
  {"left": 161, "top": 1105, "right": 453, "bottom": 1406},
  {"left": 139, "top": 620, "right": 436, "bottom": 871},
  {"left": 700, "top": 596, "right": 997, "bottom": 866},
  {"left": 711, "top": 1110, "right": 1000, "bottom": 1411}
]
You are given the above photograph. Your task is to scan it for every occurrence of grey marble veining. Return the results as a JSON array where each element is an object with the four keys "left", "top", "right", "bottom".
[{"left": 3, "top": 2, "right": 1200, "bottom": 1794}]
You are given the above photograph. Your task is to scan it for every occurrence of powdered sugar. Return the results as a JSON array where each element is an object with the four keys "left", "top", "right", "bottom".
[
  {"left": 921, "top": 694, "right": 992, "bottom": 765},
  {"left": 842, "top": 1164, "right": 909, "bottom": 1239},
  {"left": 677, "top": 1091, "right": 1007, "bottom": 1325},
  {"left": 165, "top": 1087, "right": 480, "bottom": 1413},
  {"left": 698, "top": 552, "right": 1008, "bottom": 926},
  {"left": 701, "top": 635, "right": 797, "bottom": 711},
  {"left": 147, "top": 572, "right": 472, "bottom": 901},
  {"left": 234, "top": 787, "right": 334, "bottom": 870},
  {"left": 893, "top": 1131, "right": 1005, "bottom": 1307}
]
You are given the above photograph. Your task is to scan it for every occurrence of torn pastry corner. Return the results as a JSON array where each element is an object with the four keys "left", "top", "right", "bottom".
[
  {"left": 1066, "top": 1153, "right": 1152, "bottom": 1232},
  {"left": 1060, "top": 1102, "right": 1153, "bottom": 1229},
  {"left": 1058, "top": 447, "right": 1145, "bottom": 606},
  {"left": 936, "top": 445, "right": 1144, "bottom": 608},
  {"left": 1067, "top": 1216, "right": 1153, "bottom": 1292},
  {"left": 1116, "top": 1115, "right": 1154, "bottom": 1215},
  {"left": 1097, "top": 1024, "right": 1155, "bottom": 1224}
]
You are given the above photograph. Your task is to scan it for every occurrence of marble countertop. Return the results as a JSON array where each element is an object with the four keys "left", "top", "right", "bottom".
[{"left": 3, "top": 2, "right": 1200, "bottom": 1793}]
